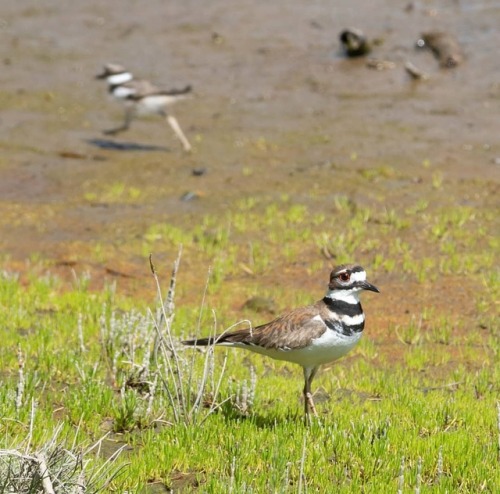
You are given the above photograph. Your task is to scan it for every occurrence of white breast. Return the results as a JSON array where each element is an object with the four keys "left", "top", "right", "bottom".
[
  {"left": 303, "top": 326, "right": 362, "bottom": 365},
  {"left": 112, "top": 86, "right": 136, "bottom": 99}
]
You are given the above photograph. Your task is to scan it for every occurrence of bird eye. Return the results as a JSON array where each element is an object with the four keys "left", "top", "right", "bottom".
[{"left": 339, "top": 272, "right": 350, "bottom": 282}]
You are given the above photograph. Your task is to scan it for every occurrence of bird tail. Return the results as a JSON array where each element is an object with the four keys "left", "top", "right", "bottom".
[
  {"left": 182, "top": 337, "right": 216, "bottom": 346},
  {"left": 183, "top": 326, "right": 254, "bottom": 347}
]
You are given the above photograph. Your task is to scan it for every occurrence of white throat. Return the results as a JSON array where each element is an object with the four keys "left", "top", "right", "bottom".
[
  {"left": 107, "top": 72, "right": 133, "bottom": 85},
  {"left": 325, "top": 288, "right": 361, "bottom": 305}
]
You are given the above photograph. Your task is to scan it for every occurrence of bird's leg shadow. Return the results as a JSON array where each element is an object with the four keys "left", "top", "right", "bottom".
[{"left": 103, "top": 106, "right": 135, "bottom": 136}]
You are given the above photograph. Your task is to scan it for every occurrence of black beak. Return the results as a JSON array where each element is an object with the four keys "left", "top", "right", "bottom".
[{"left": 360, "top": 281, "right": 379, "bottom": 293}]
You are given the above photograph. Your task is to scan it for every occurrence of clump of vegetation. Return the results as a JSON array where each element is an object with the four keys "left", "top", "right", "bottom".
[
  {"left": 0, "top": 420, "right": 125, "bottom": 493},
  {"left": 0, "top": 189, "right": 498, "bottom": 491}
]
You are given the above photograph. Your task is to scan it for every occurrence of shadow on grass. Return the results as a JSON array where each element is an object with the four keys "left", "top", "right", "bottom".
[{"left": 86, "top": 138, "right": 169, "bottom": 152}]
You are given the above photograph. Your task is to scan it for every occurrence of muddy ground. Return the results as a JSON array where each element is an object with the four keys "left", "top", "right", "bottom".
[{"left": 0, "top": 0, "right": 499, "bottom": 309}]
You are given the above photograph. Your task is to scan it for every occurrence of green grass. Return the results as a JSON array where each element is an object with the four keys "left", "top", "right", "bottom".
[{"left": 0, "top": 193, "right": 499, "bottom": 492}]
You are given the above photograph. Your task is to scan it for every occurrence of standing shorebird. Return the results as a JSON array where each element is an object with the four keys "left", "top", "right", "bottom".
[
  {"left": 96, "top": 63, "right": 193, "bottom": 152},
  {"left": 183, "top": 264, "right": 379, "bottom": 418}
]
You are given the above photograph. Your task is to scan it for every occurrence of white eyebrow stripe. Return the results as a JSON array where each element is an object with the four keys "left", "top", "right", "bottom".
[{"left": 350, "top": 271, "right": 366, "bottom": 282}]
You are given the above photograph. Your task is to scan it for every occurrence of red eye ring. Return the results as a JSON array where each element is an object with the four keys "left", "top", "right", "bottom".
[{"left": 339, "top": 272, "right": 350, "bottom": 282}]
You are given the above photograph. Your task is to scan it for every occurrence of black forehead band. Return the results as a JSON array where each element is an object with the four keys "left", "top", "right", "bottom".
[{"left": 350, "top": 265, "right": 364, "bottom": 273}]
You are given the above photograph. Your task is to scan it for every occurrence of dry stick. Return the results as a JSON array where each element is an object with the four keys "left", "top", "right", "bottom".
[
  {"left": 283, "top": 461, "right": 292, "bottom": 491},
  {"left": 77, "top": 312, "right": 86, "bottom": 353},
  {"left": 152, "top": 247, "right": 180, "bottom": 357},
  {"left": 150, "top": 309, "right": 180, "bottom": 422},
  {"left": 159, "top": 253, "right": 185, "bottom": 406},
  {"left": 190, "top": 345, "right": 215, "bottom": 417},
  {"left": 150, "top": 250, "right": 188, "bottom": 419},
  {"left": 186, "top": 267, "right": 213, "bottom": 418},
  {"left": 436, "top": 446, "right": 443, "bottom": 484},
  {"left": 190, "top": 305, "right": 227, "bottom": 417},
  {"left": 228, "top": 456, "right": 236, "bottom": 494},
  {"left": 71, "top": 413, "right": 86, "bottom": 486},
  {"left": 165, "top": 249, "right": 181, "bottom": 320},
  {"left": 35, "top": 453, "right": 55, "bottom": 494},
  {"left": 415, "top": 457, "right": 422, "bottom": 494},
  {"left": 197, "top": 319, "right": 253, "bottom": 421},
  {"left": 150, "top": 310, "right": 181, "bottom": 423},
  {"left": 397, "top": 456, "right": 405, "bottom": 494},
  {"left": 146, "top": 373, "right": 158, "bottom": 417},
  {"left": 187, "top": 274, "right": 248, "bottom": 421},
  {"left": 157, "top": 320, "right": 186, "bottom": 420},
  {"left": 45, "top": 423, "right": 64, "bottom": 454},
  {"left": 198, "top": 354, "right": 232, "bottom": 426},
  {"left": 76, "top": 470, "right": 86, "bottom": 494},
  {"left": 210, "top": 320, "right": 254, "bottom": 411},
  {"left": 25, "top": 398, "right": 36, "bottom": 455}
]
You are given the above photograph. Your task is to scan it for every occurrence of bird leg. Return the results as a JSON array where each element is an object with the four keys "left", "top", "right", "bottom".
[
  {"left": 303, "top": 367, "right": 319, "bottom": 421},
  {"left": 103, "top": 106, "right": 135, "bottom": 135},
  {"left": 165, "top": 114, "right": 192, "bottom": 152}
]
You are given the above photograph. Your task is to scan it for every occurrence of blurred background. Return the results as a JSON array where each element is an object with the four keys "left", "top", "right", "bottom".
[{"left": 0, "top": 0, "right": 498, "bottom": 289}]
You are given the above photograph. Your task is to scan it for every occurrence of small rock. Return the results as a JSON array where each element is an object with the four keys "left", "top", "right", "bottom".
[
  {"left": 340, "top": 28, "right": 371, "bottom": 57},
  {"left": 404, "top": 61, "right": 429, "bottom": 80},
  {"left": 192, "top": 167, "right": 206, "bottom": 176},
  {"left": 211, "top": 32, "right": 224, "bottom": 45},
  {"left": 180, "top": 191, "right": 199, "bottom": 201}
]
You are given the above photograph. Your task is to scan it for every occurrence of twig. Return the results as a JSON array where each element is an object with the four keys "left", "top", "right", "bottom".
[
  {"left": 151, "top": 249, "right": 187, "bottom": 417},
  {"left": 436, "top": 446, "right": 443, "bottom": 484},
  {"left": 415, "top": 457, "right": 422, "bottom": 494},
  {"left": 25, "top": 398, "right": 36, "bottom": 455},
  {"left": 36, "top": 453, "right": 55, "bottom": 494},
  {"left": 78, "top": 312, "right": 86, "bottom": 353},
  {"left": 397, "top": 456, "right": 405, "bottom": 494},
  {"left": 229, "top": 456, "right": 236, "bottom": 494},
  {"left": 186, "top": 268, "right": 213, "bottom": 417}
]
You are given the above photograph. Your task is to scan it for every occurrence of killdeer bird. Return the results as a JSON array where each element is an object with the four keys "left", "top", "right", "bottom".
[
  {"left": 183, "top": 264, "right": 379, "bottom": 418},
  {"left": 95, "top": 63, "right": 193, "bottom": 152}
]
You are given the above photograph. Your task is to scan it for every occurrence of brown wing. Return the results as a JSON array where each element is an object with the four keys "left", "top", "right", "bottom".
[
  {"left": 159, "top": 85, "right": 192, "bottom": 97},
  {"left": 122, "top": 79, "right": 161, "bottom": 98},
  {"left": 219, "top": 303, "right": 326, "bottom": 351}
]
